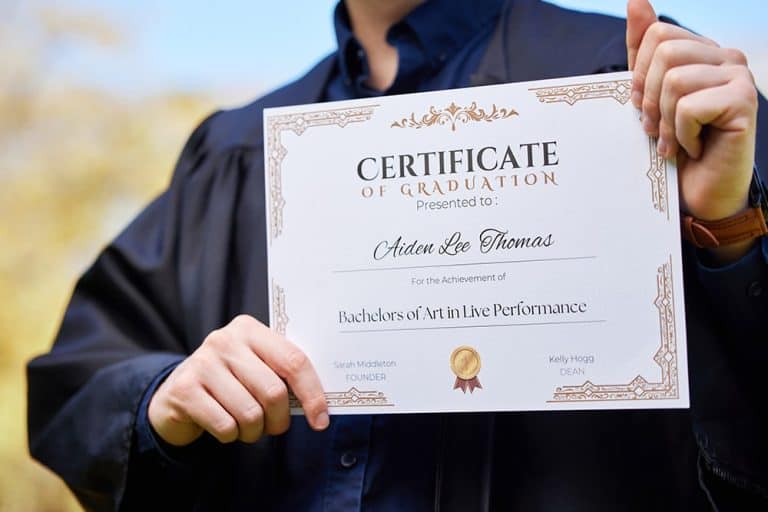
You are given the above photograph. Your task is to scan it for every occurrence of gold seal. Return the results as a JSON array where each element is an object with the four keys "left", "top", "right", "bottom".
[
  {"left": 450, "top": 346, "right": 483, "bottom": 393},
  {"left": 450, "top": 346, "right": 481, "bottom": 379}
]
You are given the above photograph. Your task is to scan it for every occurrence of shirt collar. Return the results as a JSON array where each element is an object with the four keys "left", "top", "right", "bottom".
[{"left": 333, "top": 0, "right": 504, "bottom": 95}]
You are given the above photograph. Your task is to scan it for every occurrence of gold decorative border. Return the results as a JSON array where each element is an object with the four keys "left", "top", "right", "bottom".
[
  {"left": 271, "top": 280, "right": 289, "bottom": 336},
  {"left": 529, "top": 79, "right": 632, "bottom": 106},
  {"left": 550, "top": 256, "right": 679, "bottom": 402},
  {"left": 290, "top": 387, "right": 394, "bottom": 409},
  {"left": 272, "top": 278, "right": 393, "bottom": 408},
  {"left": 391, "top": 101, "right": 517, "bottom": 131},
  {"left": 529, "top": 79, "right": 669, "bottom": 219},
  {"left": 266, "top": 105, "right": 378, "bottom": 241},
  {"left": 647, "top": 136, "right": 670, "bottom": 219}
]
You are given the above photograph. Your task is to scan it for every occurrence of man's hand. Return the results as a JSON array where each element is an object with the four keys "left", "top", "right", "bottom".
[
  {"left": 627, "top": 0, "right": 759, "bottom": 262},
  {"left": 148, "top": 315, "right": 329, "bottom": 446}
]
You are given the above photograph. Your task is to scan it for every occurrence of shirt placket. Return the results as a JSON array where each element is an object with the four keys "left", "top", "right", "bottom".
[{"left": 323, "top": 415, "right": 373, "bottom": 511}]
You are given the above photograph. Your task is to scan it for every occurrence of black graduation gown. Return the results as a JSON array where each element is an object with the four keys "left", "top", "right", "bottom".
[{"left": 27, "top": 0, "right": 768, "bottom": 510}]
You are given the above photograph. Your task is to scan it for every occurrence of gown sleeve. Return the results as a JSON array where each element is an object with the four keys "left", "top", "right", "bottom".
[{"left": 26, "top": 112, "right": 230, "bottom": 511}]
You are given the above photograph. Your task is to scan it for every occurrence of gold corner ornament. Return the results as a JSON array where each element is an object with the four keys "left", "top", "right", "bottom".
[
  {"left": 391, "top": 102, "right": 518, "bottom": 132},
  {"left": 450, "top": 345, "right": 483, "bottom": 393},
  {"left": 549, "top": 256, "right": 679, "bottom": 402},
  {"left": 529, "top": 79, "right": 633, "bottom": 106},
  {"left": 266, "top": 105, "right": 378, "bottom": 242},
  {"left": 288, "top": 387, "right": 394, "bottom": 409}
]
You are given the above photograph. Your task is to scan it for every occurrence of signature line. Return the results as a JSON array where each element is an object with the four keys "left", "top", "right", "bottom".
[
  {"left": 333, "top": 255, "right": 597, "bottom": 274},
  {"left": 339, "top": 319, "right": 606, "bottom": 334}
]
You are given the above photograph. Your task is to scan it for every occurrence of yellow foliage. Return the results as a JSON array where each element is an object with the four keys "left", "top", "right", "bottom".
[{"left": 0, "top": 4, "right": 216, "bottom": 511}]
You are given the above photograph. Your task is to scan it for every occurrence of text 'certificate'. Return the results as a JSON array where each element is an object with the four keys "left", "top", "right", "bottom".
[{"left": 264, "top": 71, "right": 689, "bottom": 414}]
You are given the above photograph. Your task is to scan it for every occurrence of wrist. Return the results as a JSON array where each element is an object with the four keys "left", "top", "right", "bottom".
[
  {"left": 694, "top": 194, "right": 752, "bottom": 266},
  {"left": 682, "top": 169, "right": 768, "bottom": 266},
  {"left": 685, "top": 194, "right": 749, "bottom": 222}
]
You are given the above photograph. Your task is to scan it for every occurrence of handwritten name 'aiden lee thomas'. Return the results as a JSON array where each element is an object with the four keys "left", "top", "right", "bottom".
[{"left": 373, "top": 228, "right": 554, "bottom": 261}]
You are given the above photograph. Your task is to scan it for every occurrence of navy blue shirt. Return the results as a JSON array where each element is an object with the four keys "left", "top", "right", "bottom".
[
  {"left": 324, "top": 0, "right": 502, "bottom": 101},
  {"left": 128, "top": 0, "right": 768, "bottom": 509}
]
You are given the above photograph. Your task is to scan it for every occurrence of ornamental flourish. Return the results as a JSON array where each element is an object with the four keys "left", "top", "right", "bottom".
[{"left": 391, "top": 102, "right": 518, "bottom": 132}]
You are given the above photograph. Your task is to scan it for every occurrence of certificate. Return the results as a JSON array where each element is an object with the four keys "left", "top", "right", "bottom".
[{"left": 263, "top": 71, "right": 689, "bottom": 414}]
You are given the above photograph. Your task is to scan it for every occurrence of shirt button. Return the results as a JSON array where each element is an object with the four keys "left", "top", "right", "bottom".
[
  {"left": 748, "top": 281, "right": 763, "bottom": 297},
  {"left": 340, "top": 452, "right": 357, "bottom": 468}
]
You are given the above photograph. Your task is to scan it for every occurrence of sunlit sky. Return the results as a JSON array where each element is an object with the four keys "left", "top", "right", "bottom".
[{"left": 51, "top": 0, "right": 768, "bottom": 103}]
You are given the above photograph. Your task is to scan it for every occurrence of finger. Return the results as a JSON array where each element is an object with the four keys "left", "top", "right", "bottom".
[
  {"left": 675, "top": 78, "right": 757, "bottom": 160},
  {"left": 643, "top": 42, "right": 748, "bottom": 134},
  {"left": 183, "top": 387, "right": 239, "bottom": 444},
  {"left": 229, "top": 315, "right": 329, "bottom": 431},
  {"left": 223, "top": 343, "right": 291, "bottom": 436},
  {"left": 657, "top": 64, "right": 734, "bottom": 158},
  {"left": 632, "top": 21, "right": 717, "bottom": 107},
  {"left": 202, "top": 364, "right": 265, "bottom": 443},
  {"left": 626, "top": 0, "right": 657, "bottom": 71},
  {"left": 642, "top": 41, "right": 742, "bottom": 126},
  {"left": 256, "top": 335, "right": 328, "bottom": 431}
]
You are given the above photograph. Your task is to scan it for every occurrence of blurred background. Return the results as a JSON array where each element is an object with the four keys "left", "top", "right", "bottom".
[{"left": 1, "top": 0, "right": 765, "bottom": 510}]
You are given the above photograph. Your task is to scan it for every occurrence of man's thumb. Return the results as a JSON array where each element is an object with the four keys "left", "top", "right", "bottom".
[{"left": 626, "top": 0, "right": 658, "bottom": 70}]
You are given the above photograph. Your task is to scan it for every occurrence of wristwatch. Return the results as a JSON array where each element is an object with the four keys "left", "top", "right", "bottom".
[{"left": 682, "top": 170, "right": 768, "bottom": 249}]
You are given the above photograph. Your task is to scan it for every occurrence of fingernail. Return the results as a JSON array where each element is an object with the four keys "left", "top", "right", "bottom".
[
  {"left": 316, "top": 411, "right": 329, "bottom": 430},
  {"left": 657, "top": 138, "right": 667, "bottom": 157},
  {"left": 631, "top": 90, "right": 642, "bottom": 108}
]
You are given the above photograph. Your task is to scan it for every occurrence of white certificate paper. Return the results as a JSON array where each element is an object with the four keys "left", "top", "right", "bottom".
[{"left": 263, "top": 71, "right": 689, "bottom": 414}]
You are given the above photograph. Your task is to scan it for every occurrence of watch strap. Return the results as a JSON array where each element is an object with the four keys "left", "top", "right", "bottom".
[{"left": 682, "top": 206, "right": 768, "bottom": 249}]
